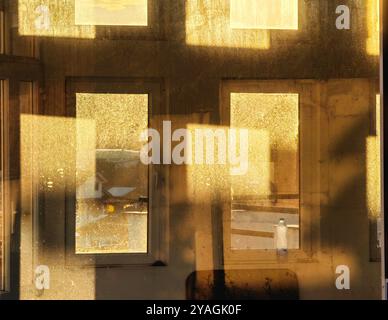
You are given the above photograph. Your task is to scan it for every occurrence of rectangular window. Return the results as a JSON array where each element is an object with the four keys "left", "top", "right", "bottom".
[
  {"left": 75, "top": 93, "right": 149, "bottom": 254},
  {"left": 75, "top": 0, "right": 148, "bottom": 26},
  {"left": 65, "top": 79, "right": 167, "bottom": 266},
  {"left": 230, "top": 93, "right": 300, "bottom": 251},
  {"left": 230, "top": 0, "right": 299, "bottom": 30},
  {"left": 221, "top": 80, "right": 318, "bottom": 264}
]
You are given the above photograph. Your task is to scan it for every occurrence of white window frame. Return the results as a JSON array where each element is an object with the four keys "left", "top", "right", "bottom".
[
  {"left": 65, "top": 78, "right": 169, "bottom": 267},
  {"left": 220, "top": 80, "right": 320, "bottom": 265}
]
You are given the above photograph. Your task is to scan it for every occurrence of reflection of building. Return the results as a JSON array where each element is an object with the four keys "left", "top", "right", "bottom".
[
  {"left": 77, "top": 173, "right": 107, "bottom": 200},
  {"left": 76, "top": 146, "right": 148, "bottom": 253},
  {"left": 0, "top": 0, "right": 385, "bottom": 300},
  {"left": 77, "top": 149, "right": 143, "bottom": 200}
]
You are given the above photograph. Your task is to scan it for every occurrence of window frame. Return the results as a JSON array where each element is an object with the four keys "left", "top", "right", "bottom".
[
  {"left": 0, "top": 34, "right": 41, "bottom": 295},
  {"left": 220, "top": 80, "right": 320, "bottom": 265},
  {"left": 65, "top": 77, "right": 169, "bottom": 267},
  {"left": 0, "top": 78, "right": 7, "bottom": 292}
]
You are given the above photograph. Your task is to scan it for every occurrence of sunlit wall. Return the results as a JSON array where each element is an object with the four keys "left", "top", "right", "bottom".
[
  {"left": 367, "top": 0, "right": 380, "bottom": 56},
  {"left": 185, "top": 0, "right": 270, "bottom": 49},
  {"left": 366, "top": 95, "right": 381, "bottom": 219},
  {"left": 18, "top": 0, "right": 96, "bottom": 38},
  {"left": 75, "top": 0, "right": 148, "bottom": 26},
  {"left": 230, "top": 0, "right": 298, "bottom": 30}
]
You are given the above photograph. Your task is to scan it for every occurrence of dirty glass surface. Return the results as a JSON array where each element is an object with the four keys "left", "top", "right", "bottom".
[
  {"left": 230, "top": 93, "right": 300, "bottom": 250},
  {"left": 75, "top": 93, "right": 149, "bottom": 254}
]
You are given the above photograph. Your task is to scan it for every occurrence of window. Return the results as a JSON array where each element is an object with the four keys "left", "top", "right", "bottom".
[
  {"left": 75, "top": 0, "right": 148, "bottom": 26},
  {"left": 230, "top": 93, "right": 300, "bottom": 250},
  {"left": 65, "top": 79, "right": 167, "bottom": 266},
  {"left": 221, "top": 80, "right": 319, "bottom": 263},
  {"left": 75, "top": 93, "right": 149, "bottom": 254},
  {"left": 230, "top": 0, "right": 299, "bottom": 30}
]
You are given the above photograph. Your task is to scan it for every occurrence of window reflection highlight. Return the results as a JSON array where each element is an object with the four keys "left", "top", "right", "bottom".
[
  {"left": 185, "top": 0, "right": 270, "bottom": 49},
  {"left": 230, "top": 0, "right": 298, "bottom": 30},
  {"left": 75, "top": 0, "right": 148, "bottom": 26},
  {"left": 230, "top": 93, "right": 300, "bottom": 250},
  {"left": 75, "top": 93, "right": 149, "bottom": 254}
]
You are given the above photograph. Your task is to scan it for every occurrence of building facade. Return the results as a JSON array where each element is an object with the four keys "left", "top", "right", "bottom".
[{"left": 0, "top": 0, "right": 385, "bottom": 300}]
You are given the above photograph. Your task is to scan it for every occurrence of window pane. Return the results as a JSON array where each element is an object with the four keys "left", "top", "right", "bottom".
[
  {"left": 230, "top": 93, "right": 299, "bottom": 250},
  {"left": 75, "top": 93, "right": 149, "bottom": 254},
  {"left": 75, "top": 0, "right": 148, "bottom": 26},
  {"left": 230, "top": 0, "right": 298, "bottom": 30}
]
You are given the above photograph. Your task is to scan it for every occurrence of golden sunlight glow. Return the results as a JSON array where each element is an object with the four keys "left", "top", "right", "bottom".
[
  {"left": 186, "top": 93, "right": 300, "bottom": 250},
  {"left": 366, "top": 95, "right": 381, "bottom": 218},
  {"left": 367, "top": 0, "right": 380, "bottom": 55},
  {"left": 186, "top": 94, "right": 299, "bottom": 199},
  {"left": 230, "top": 93, "right": 300, "bottom": 250},
  {"left": 20, "top": 115, "right": 91, "bottom": 181},
  {"left": 230, "top": 93, "right": 299, "bottom": 198},
  {"left": 230, "top": 0, "right": 298, "bottom": 30},
  {"left": 75, "top": 0, "right": 148, "bottom": 26},
  {"left": 18, "top": 0, "right": 96, "bottom": 38},
  {"left": 21, "top": 115, "right": 96, "bottom": 298},
  {"left": 21, "top": 92, "right": 150, "bottom": 256},
  {"left": 75, "top": 93, "right": 148, "bottom": 254},
  {"left": 185, "top": 123, "right": 230, "bottom": 201},
  {"left": 185, "top": 0, "right": 270, "bottom": 49}
]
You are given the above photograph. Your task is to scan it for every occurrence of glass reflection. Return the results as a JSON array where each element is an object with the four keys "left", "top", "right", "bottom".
[
  {"left": 230, "top": 93, "right": 300, "bottom": 250},
  {"left": 75, "top": 93, "right": 148, "bottom": 254}
]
